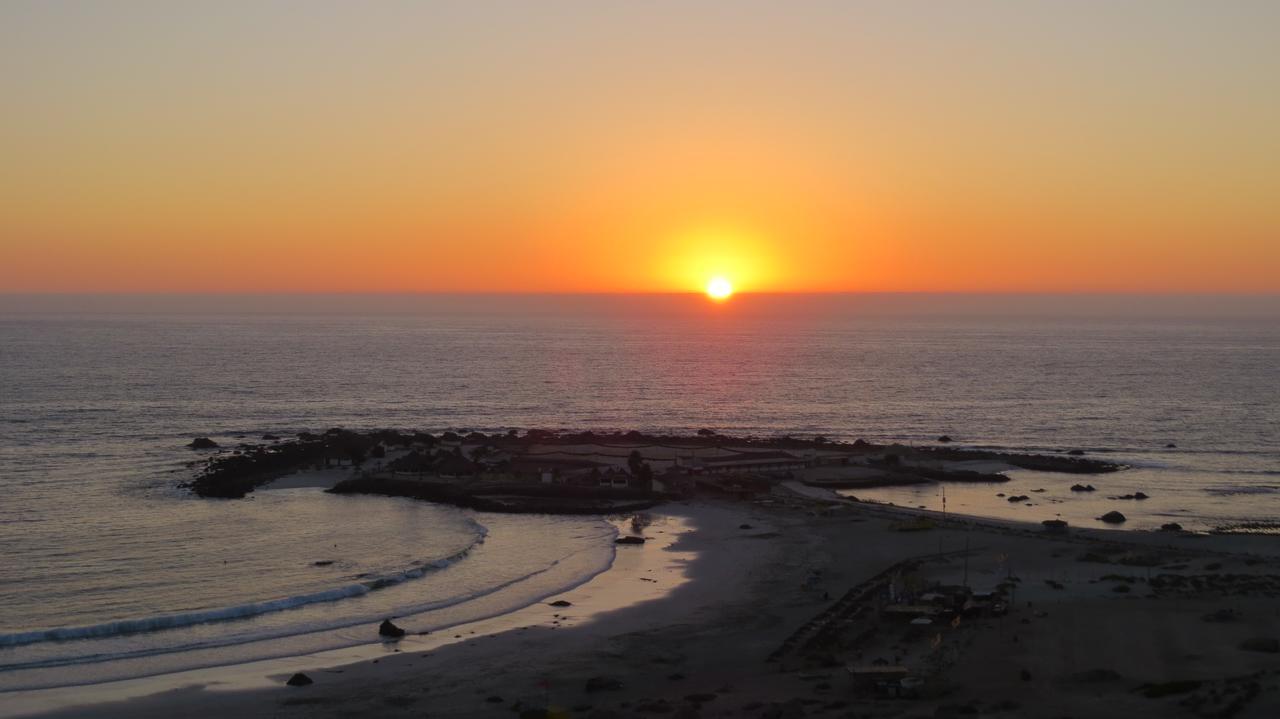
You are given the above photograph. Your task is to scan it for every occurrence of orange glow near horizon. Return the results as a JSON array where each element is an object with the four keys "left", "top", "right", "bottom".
[{"left": 1, "top": 4, "right": 1279, "bottom": 294}]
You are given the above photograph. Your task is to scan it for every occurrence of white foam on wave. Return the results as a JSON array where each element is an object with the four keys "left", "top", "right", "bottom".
[
  {"left": 0, "top": 522, "right": 616, "bottom": 680},
  {"left": 0, "top": 519, "right": 489, "bottom": 649}
]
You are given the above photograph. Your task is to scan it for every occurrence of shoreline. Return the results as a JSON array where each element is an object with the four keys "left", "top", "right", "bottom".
[
  {"left": 784, "top": 481, "right": 1280, "bottom": 559},
  {"left": 0, "top": 501, "right": 767, "bottom": 718},
  {"left": 8, "top": 490, "right": 1280, "bottom": 717}
]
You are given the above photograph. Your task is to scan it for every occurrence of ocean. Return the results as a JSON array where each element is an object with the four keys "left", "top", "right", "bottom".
[{"left": 1, "top": 293, "right": 1277, "bottom": 691}]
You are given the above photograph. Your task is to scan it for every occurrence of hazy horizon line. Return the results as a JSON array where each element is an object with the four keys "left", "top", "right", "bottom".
[
  {"left": 4, "top": 290, "right": 1280, "bottom": 298},
  {"left": 3, "top": 291, "right": 1278, "bottom": 319}
]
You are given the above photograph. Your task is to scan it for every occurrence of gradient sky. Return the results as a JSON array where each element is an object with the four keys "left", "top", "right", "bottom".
[{"left": 2, "top": 1, "right": 1278, "bottom": 293}]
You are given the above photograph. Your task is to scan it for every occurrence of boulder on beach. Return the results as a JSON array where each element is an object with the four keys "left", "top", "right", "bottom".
[
  {"left": 1160, "top": 522, "right": 1183, "bottom": 532},
  {"left": 188, "top": 437, "right": 219, "bottom": 449},
  {"left": 548, "top": 600, "right": 572, "bottom": 607},
  {"left": 262, "top": 433, "right": 279, "bottom": 440},
  {"left": 615, "top": 535, "right": 646, "bottom": 545},
  {"left": 379, "top": 619, "right": 406, "bottom": 638},
  {"left": 1098, "top": 511, "right": 1127, "bottom": 524},
  {"left": 937, "top": 435, "right": 953, "bottom": 443},
  {"left": 1166, "top": 443, "right": 1177, "bottom": 448},
  {"left": 1070, "top": 484, "right": 1096, "bottom": 492},
  {"left": 1067, "top": 449, "right": 1085, "bottom": 456},
  {"left": 286, "top": 672, "right": 313, "bottom": 686},
  {"left": 1007, "top": 495, "right": 1029, "bottom": 503},
  {"left": 1041, "top": 519, "right": 1069, "bottom": 533}
]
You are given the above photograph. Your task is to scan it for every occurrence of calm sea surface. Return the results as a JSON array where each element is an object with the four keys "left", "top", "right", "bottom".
[{"left": 1, "top": 294, "right": 1277, "bottom": 689}]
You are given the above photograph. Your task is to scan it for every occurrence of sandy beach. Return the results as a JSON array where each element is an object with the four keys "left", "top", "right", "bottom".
[{"left": 8, "top": 485, "right": 1280, "bottom": 719}]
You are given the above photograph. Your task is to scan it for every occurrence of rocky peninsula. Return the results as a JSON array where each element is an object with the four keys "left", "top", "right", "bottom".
[{"left": 184, "top": 429, "right": 1124, "bottom": 514}]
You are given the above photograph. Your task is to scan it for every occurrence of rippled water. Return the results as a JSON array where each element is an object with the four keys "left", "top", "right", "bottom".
[{"left": 0, "top": 294, "right": 1276, "bottom": 689}]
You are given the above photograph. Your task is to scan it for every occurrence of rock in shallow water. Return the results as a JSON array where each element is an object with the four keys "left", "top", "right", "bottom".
[
  {"left": 1098, "top": 511, "right": 1127, "bottom": 524},
  {"left": 286, "top": 673, "right": 313, "bottom": 686},
  {"left": 379, "top": 619, "right": 406, "bottom": 638}
]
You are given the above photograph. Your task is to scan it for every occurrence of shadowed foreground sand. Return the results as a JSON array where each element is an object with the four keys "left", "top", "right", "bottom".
[{"left": 13, "top": 492, "right": 1280, "bottom": 719}]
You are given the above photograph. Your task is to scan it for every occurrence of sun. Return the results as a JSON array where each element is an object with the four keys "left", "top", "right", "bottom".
[{"left": 706, "top": 276, "right": 734, "bottom": 301}]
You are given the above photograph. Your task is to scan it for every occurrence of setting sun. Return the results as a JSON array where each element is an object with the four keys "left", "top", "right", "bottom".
[{"left": 706, "top": 276, "right": 734, "bottom": 301}]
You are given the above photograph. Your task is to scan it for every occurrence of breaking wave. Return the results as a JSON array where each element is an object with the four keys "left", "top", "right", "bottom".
[{"left": 0, "top": 522, "right": 488, "bottom": 649}]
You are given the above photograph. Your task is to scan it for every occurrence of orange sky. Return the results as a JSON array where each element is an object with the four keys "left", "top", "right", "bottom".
[{"left": 2, "top": 2, "right": 1278, "bottom": 293}]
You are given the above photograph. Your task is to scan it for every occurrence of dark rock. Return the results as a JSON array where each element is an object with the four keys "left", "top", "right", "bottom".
[
  {"left": 1134, "top": 491, "right": 1148, "bottom": 500},
  {"left": 378, "top": 619, "right": 406, "bottom": 638},
  {"left": 1166, "top": 443, "right": 1177, "bottom": 448},
  {"left": 1041, "top": 519, "right": 1069, "bottom": 533},
  {"left": 1239, "top": 637, "right": 1279, "bottom": 653},
  {"left": 549, "top": 600, "right": 572, "bottom": 607},
  {"left": 312, "top": 560, "right": 334, "bottom": 566},
  {"left": 585, "top": 676, "right": 623, "bottom": 692},
  {"left": 938, "top": 435, "right": 953, "bottom": 443},
  {"left": 1071, "top": 484, "right": 1096, "bottom": 492},
  {"left": 286, "top": 672, "right": 313, "bottom": 686},
  {"left": 615, "top": 536, "right": 646, "bottom": 545},
  {"left": 739, "top": 523, "right": 754, "bottom": 530},
  {"left": 1098, "top": 511, "right": 1127, "bottom": 524},
  {"left": 1067, "top": 449, "right": 1085, "bottom": 456},
  {"left": 262, "top": 434, "right": 279, "bottom": 440},
  {"left": 1007, "top": 495, "right": 1029, "bottom": 503},
  {"left": 1160, "top": 522, "right": 1183, "bottom": 532},
  {"left": 188, "top": 437, "right": 219, "bottom": 449}
]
